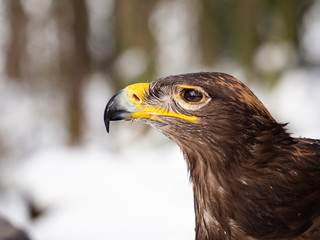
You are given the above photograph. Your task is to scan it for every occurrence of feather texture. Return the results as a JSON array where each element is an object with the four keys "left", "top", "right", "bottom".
[{"left": 104, "top": 72, "right": 320, "bottom": 239}]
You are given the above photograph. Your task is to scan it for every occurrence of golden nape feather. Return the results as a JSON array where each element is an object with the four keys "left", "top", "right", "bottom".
[{"left": 104, "top": 72, "right": 320, "bottom": 240}]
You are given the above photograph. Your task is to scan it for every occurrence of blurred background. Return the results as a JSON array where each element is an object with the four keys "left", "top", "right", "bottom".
[{"left": 0, "top": 0, "right": 320, "bottom": 239}]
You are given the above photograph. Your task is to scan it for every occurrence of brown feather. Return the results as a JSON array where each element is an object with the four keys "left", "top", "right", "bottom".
[{"left": 105, "top": 72, "right": 320, "bottom": 239}]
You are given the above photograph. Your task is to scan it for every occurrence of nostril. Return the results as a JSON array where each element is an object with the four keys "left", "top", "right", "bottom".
[{"left": 132, "top": 93, "right": 140, "bottom": 102}]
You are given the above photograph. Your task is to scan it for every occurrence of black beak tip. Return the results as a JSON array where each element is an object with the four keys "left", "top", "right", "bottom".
[
  {"left": 105, "top": 118, "right": 110, "bottom": 133},
  {"left": 104, "top": 90, "right": 128, "bottom": 134},
  {"left": 104, "top": 106, "right": 111, "bottom": 133}
]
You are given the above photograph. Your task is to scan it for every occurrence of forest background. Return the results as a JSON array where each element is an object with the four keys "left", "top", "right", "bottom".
[{"left": 0, "top": 1, "right": 320, "bottom": 240}]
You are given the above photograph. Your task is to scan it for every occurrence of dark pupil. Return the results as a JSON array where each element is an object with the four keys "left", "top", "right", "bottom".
[{"left": 183, "top": 89, "right": 203, "bottom": 102}]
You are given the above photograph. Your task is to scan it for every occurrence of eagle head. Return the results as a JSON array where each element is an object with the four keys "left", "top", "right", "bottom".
[
  {"left": 104, "top": 72, "right": 320, "bottom": 239},
  {"left": 104, "top": 72, "right": 275, "bottom": 152}
]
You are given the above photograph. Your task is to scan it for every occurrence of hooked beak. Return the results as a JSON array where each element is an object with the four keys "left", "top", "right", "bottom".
[
  {"left": 104, "top": 83, "right": 150, "bottom": 133},
  {"left": 104, "top": 82, "right": 198, "bottom": 133}
]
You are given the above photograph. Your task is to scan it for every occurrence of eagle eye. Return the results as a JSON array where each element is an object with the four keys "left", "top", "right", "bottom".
[{"left": 181, "top": 89, "right": 204, "bottom": 103}]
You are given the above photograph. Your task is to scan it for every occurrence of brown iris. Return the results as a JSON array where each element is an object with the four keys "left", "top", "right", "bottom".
[{"left": 181, "top": 89, "right": 204, "bottom": 103}]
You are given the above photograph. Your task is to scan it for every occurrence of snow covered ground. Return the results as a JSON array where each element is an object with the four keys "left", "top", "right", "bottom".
[{"left": 11, "top": 140, "right": 195, "bottom": 240}]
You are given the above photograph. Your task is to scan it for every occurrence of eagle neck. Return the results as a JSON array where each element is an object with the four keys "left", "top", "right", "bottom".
[
  {"left": 182, "top": 145, "right": 239, "bottom": 240},
  {"left": 180, "top": 122, "right": 295, "bottom": 240}
]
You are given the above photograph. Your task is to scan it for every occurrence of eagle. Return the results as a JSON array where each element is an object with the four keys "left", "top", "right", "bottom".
[{"left": 104, "top": 72, "right": 320, "bottom": 240}]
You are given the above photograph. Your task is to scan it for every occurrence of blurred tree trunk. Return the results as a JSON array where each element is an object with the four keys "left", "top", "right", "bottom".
[
  {"left": 231, "top": 0, "right": 262, "bottom": 66},
  {"left": 54, "top": 0, "right": 91, "bottom": 145},
  {"left": 5, "top": 0, "right": 27, "bottom": 80},
  {"left": 276, "top": 0, "right": 315, "bottom": 53},
  {"left": 115, "top": 0, "right": 156, "bottom": 52},
  {"left": 198, "top": 0, "right": 314, "bottom": 84},
  {"left": 199, "top": 0, "right": 262, "bottom": 72},
  {"left": 113, "top": 0, "right": 157, "bottom": 89},
  {"left": 198, "top": 0, "right": 228, "bottom": 66}
]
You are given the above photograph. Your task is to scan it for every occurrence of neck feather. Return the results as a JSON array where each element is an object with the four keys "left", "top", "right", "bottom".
[{"left": 179, "top": 121, "right": 294, "bottom": 240}]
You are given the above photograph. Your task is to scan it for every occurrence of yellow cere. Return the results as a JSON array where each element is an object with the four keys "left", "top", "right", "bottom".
[
  {"left": 125, "top": 83, "right": 198, "bottom": 122},
  {"left": 126, "top": 83, "right": 150, "bottom": 108}
]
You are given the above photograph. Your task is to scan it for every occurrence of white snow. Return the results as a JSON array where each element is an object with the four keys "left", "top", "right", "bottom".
[{"left": 10, "top": 142, "right": 195, "bottom": 240}]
